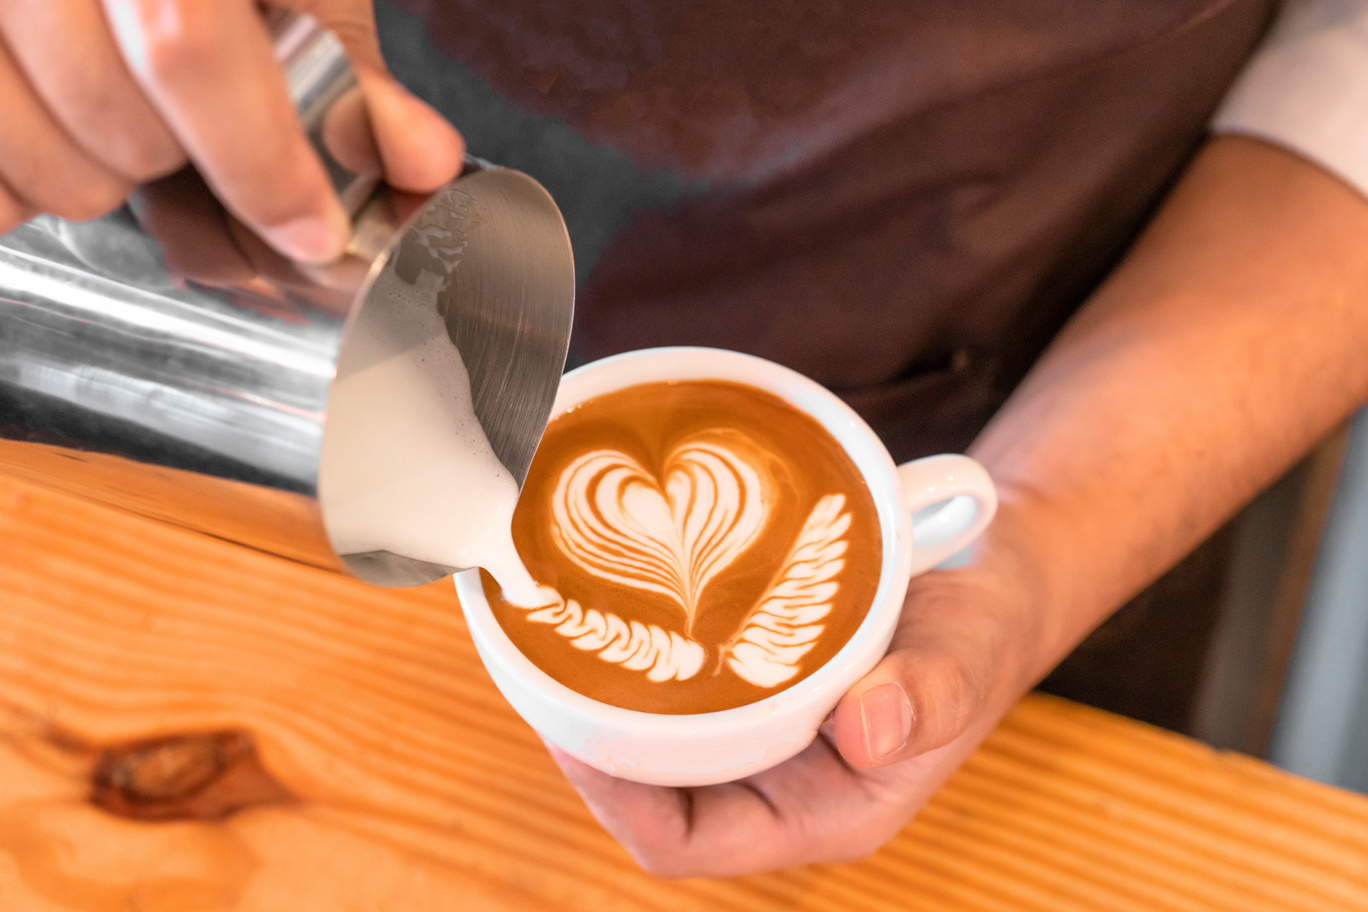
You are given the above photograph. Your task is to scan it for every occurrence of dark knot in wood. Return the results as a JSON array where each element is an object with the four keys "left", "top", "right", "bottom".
[{"left": 91, "top": 730, "right": 295, "bottom": 821}]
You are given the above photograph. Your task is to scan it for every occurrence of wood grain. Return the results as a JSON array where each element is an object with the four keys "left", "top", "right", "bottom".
[{"left": 2, "top": 475, "right": 1367, "bottom": 911}]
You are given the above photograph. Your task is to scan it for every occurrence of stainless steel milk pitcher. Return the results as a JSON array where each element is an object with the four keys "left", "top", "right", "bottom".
[{"left": 0, "top": 10, "right": 575, "bottom": 586}]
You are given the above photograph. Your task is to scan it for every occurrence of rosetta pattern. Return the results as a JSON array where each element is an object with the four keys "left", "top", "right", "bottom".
[
  {"left": 525, "top": 598, "right": 706, "bottom": 682},
  {"left": 724, "top": 494, "right": 850, "bottom": 687}
]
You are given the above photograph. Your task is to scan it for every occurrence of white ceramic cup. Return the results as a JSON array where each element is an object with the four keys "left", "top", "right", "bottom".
[{"left": 455, "top": 347, "right": 997, "bottom": 786}]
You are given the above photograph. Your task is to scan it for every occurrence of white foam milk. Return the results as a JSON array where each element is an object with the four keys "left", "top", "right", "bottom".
[{"left": 318, "top": 264, "right": 548, "bottom": 605}]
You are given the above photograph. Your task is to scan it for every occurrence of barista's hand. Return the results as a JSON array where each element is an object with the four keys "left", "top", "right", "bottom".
[
  {"left": 549, "top": 519, "right": 1046, "bottom": 876},
  {"left": 0, "top": 0, "right": 463, "bottom": 260},
  {"left": 548, "top": 138, "right": 1368, "bottom": 877}
]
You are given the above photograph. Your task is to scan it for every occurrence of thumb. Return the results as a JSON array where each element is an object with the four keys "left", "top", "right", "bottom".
[
  {"left": 829, "top": 571, "right": 1013, "bottom": 769},
  {"left": 290, "top": 1, "right": 464, "bottom": 191}
]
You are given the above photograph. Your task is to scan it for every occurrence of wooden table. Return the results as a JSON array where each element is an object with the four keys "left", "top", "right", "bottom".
[{"left": 2, "top": 475, "right": 1367, "bottom": 912}]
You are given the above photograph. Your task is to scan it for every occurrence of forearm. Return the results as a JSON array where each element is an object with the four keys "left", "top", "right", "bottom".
[{"left": 971, "top": 135, "right": 1368, "bottom": 685}]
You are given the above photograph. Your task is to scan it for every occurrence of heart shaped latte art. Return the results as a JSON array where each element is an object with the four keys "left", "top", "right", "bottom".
[{"left": 549, "top": 432, "right": 772, "bottom": 633}]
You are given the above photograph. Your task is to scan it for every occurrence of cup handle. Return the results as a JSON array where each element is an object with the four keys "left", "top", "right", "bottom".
[{"left": 897, "top": 454, "right": 998, "bottom": 575}]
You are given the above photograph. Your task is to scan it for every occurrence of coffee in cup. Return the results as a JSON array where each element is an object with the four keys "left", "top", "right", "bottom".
[
  {"left": 481, "top": 378, "right": 883, "bottom": 714},
  {"left": 456, "top": 347, "right": 995, "bottom": 786}
]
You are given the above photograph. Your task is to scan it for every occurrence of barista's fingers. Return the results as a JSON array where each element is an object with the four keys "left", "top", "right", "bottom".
[
  {"left": 290, "top": 0, "right": 464, "bottom": 190},
  {"left": 0, "top": 0, "right": 184, "bottom": 183},
  {"left": 547, "top": 734, "right": 904, "bottom": 876},
  {"left": 546, "top": 746, "right": 799, "bottom": 878},
  {"left": 321, "top": 86, "right": 382, "bottom": 178},
  {"left": 352, "top": 68, "right": 464, "bottom": 191},
  {"left": 0, "top": 181, "right": 31, "bottom": 236},
  {"left": 829, "top": 568, "right": 1016, "bottom": 769},
  {"left": 101, "top": 0, "right": 349, "bottom": 262},
  {"left": 0, "top": 38, "right": 132, "bottom": 222},
  {"left": 546, "top": 747, "right": 697, "bottom": 876}
]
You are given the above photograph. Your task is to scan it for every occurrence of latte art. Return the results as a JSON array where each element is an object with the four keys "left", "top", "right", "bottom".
[
  {"left": 725, "top": 493, "right": 850, "bottom": 687},
  {"left": 516, "top": 488, "right": 851, "bottom": 688},
  {"left": 550, "top": 432, "right": 771, "bottom": 634},
  {"left": 486, "top": 380, "right": 882, "bottom": 714},
  {"left": 524, "top": 597, "right": 706, "bottom": 682}
]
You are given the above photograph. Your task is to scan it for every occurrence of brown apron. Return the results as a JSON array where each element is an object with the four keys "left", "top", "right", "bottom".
[{"left": 388, "top": 0, "right": 1278, "bottom": 731}]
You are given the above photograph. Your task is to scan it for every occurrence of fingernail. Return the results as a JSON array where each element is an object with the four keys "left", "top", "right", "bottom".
[
  {"left": 262, "top": 208, "right": 349, "bottom": 263},
  {"left": 860, "top": 682, "right": 913, "bottom": 763}
]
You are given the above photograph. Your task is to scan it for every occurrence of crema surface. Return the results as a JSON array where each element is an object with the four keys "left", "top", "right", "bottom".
[{"left": 484, "top": 381, "right": 881, "bottom": 714}]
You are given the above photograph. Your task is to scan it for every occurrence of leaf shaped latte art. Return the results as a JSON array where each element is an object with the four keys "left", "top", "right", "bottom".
[
  {"left": 550, "top": 434, "right": 770, "bottom": 633},
  {"left": 724, "top": 494, "right": 851, "bottom": 688},
  {"left": 525, "top": 598, "right": 706, "bottom": 682}
]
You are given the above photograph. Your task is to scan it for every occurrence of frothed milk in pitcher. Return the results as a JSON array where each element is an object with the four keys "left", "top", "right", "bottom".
[{"left": 318, "top": 265, "right": 547, "bottom": 603}]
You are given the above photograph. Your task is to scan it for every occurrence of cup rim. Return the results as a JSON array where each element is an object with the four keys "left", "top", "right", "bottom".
[{"left": 455, "top": 346, "right": 913, "bottom": 734}]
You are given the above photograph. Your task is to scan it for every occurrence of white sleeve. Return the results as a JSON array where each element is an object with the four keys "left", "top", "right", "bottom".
[{"left": 1212, "top": 0, "right": 1368, "bottom": 197}]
